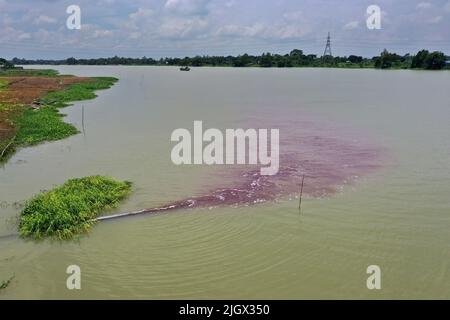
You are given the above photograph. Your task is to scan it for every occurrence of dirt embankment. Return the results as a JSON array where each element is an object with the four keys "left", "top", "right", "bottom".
[
  {"left": 0, "top": 76, "right": 89, "bottom": 105},
  {"left": 0, "top": 76, "right": 88, "bottom": 143}
]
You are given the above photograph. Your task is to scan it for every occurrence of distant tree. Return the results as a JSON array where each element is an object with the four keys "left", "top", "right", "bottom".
[
  {"left": 66, "top": 57, "right": 78, "bottom": 65},
  {"left": 289, "top": 49, "right": 303, "bottom": 57},
  {"left": 233, "top": 53, "right": 251, "bottom": 67},
  {"left": 191, "top": 56, "right": 204, "bottom": 67},
  {"left": 348, "top": 55, "right": 363, "bottom": 63},
  {"left": 375, "top": 49, "right": 401, "bottom": 69},
  {"left": 423, "top": 51, "right": 446, "bottom": 70},
  {"left": 411, "top": 50, "right": 429, "bottom": 69},
  {"left": 259, "top": 53, "right": 273, "bottom": 67},
  {"left": 0, "top": 58, "right": 15, "bottom": 69}
]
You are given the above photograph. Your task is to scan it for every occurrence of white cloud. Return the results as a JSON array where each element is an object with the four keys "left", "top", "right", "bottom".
[
  {"left": 164, "top": 0, "right": 211, "bottom": 15},
  {"left": 416, "top": 2, "right": 431, "bottom": 9},
  {"left": 17, "top": 32, "right": 31, "bottom": 40},
  {"left": 216, "top": 21, "right": 308, "bottom": 40},
  {"left": 158, "top": 17, "right": 208, "bottom": 38},
  {"left": 125, "top": 8, "right": 155, "bottom": 30},
  {"left": 426, "top": 16, "right": 443, "bottom": 24},
  {"left": 0, "top": 26, "right": 32, "bottom": 43},
  {"left": 343, "top": 21, "right": 359, "bottom": 30},
  {"left": 34, "top": 15, "right": 57, "bottom": 25},
  {"left": 130, "top": 8, "right": 154, "bottom": 20},
  {"left": 93, "top": 30, "right": 113, "bottom": 38}
]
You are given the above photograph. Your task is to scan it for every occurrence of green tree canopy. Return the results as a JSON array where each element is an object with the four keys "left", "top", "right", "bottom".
[{"left": 423, "top": 51, "right": 446, "bottom": 70}]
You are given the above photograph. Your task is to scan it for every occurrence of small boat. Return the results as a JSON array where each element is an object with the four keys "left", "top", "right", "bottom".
[{"left": 180, "top": 66, "right": 191, "bottom": 71}]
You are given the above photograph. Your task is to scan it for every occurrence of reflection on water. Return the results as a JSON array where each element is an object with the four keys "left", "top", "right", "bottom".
[{"left": 1, "top": 66, "right": 450, "bottom": 299}]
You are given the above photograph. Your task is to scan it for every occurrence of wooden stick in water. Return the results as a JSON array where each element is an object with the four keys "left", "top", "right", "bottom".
[
  {"left": 81, "top": 104, "right": 85, "bottom": 135},
  {"left": 299, "top": 174, "right": 305, "bottom": 214}
]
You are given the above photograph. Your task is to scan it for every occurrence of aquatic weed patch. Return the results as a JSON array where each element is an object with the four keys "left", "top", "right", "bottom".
[
  {"left": 19, "top": 176, "right": 132, "bottom": 240},
  {"left": 15, "top": 106, "right": 78, "bottom": 146},
  {"left": 0, "top": 75, "right": 117, "bottom": 161},
  {"left": 40, "top": 77, "right": 118, "bottom": 107}
]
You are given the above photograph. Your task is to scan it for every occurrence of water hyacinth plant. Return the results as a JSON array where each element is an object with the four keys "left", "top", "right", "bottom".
[{"left": 19, "top": 176, "right": 132, "bottom": 240}]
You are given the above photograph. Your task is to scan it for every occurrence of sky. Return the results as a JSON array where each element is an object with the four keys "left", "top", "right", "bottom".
[{"left": 1, "top": 0, "right": 449, "bottom": 59}]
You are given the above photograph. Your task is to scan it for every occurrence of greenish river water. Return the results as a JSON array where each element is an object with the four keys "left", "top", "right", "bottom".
[{"left": 1, "top": 66, "right": 449, "bottom": 299}]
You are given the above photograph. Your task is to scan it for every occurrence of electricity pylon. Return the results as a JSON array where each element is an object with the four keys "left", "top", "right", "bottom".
[{"left": 323, "top": 32, "right": 332, "bottom": 58}]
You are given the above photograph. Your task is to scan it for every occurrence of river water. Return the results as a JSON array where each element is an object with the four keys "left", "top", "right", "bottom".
[{"left": 1, "top": 66, "right": 449, "bottom": 299}]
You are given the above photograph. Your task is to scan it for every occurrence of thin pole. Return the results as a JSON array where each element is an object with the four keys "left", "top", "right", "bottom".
[
  {"left": 81, "top": 104, "right": 85, "bottom": 135},
  {"left": 299, "top": 174, "right": 305, "bottom": 213}
]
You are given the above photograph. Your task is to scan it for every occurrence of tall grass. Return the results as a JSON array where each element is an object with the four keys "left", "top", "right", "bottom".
[{"left": 19, "top": 176, "right": 132, "bottom": 240}]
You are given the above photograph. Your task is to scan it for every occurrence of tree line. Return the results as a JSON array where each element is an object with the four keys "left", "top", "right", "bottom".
[{"left": 6, "top": 49, "right": 449, "bottom": 70}]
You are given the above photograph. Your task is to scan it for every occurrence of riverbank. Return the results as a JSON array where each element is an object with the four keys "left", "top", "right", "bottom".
[{"left": 0, "top": 69, "right": 117, "bottom": 163}]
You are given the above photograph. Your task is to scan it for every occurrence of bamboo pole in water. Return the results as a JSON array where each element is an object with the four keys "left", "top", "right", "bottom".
[{"left": 299, "top": 174, "right": 305, "bottom": 214}]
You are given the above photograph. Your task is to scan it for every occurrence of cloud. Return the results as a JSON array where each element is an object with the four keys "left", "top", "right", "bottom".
[
  {"left": 426, "top": 16, "right": 443, "bottom": 24},
  {"left": 343, "top": 21, "right": 359, "bottom": 30},
  {"left": 34, "top": 14, "right": 57, "bottom": 25},
  {"left": 129, "top": 8, "right": 154, "bottom": 20},
  {"left": 416, "top": 2, "right": 431, "bottom": 10},
  {"left": 158, "top": 16, "right": 208, "bottom": 38},
  {"left": 125, "top": 8, "right": 155, "bottom": 30},
  {"left": 445, "top": 1, "right": 450, "bottom": 13},
  {"left": 164, "top": 0, "right": 211, "bottom": 16},
  {"left": 17, "top": 32, "right": 31, "bottom": 40},
  {"left": 0, "top": 0, "right": 449, "bottom": 59},
  {"left": 217, "top": 9, "right": 311, "bottom": 40},
  {"left": 93, "top": 29, "right": 114, "bottom": 38},
  {"left": 216, "top": 21, "right": 308, "bottom": 40}
]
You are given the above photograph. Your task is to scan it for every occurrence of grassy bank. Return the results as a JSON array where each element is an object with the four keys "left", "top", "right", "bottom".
[
  {"left": 19, "top": 176, "right": 132, "bottom": 240},
  {"left": 15, "top": 77, "right": 117, "bottom": 146},
  {"left": 0, "top": 72, "right": 117, "bottom": 162}
]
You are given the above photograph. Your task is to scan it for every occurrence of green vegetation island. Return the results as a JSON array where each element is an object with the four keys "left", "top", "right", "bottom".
[
  {"left": 19, "top": 176, "right": 132, "bottom": 240},
  {"left": 6, "top": 48, "right": 450, "bottom": 70}
]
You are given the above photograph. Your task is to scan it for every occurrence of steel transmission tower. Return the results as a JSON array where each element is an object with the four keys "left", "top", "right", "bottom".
[{"left": 323, "top": 32, "right": 332, "bottom": 57}]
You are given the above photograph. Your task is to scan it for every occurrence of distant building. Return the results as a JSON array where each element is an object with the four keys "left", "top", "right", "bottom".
[{"left": 446, "top": 60, "right": 450, "bottom": 66}]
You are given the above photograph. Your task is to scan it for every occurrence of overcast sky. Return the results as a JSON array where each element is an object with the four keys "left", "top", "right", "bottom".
[{"left": 1, "top": 0, "right": 449, "bottom": 59}]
